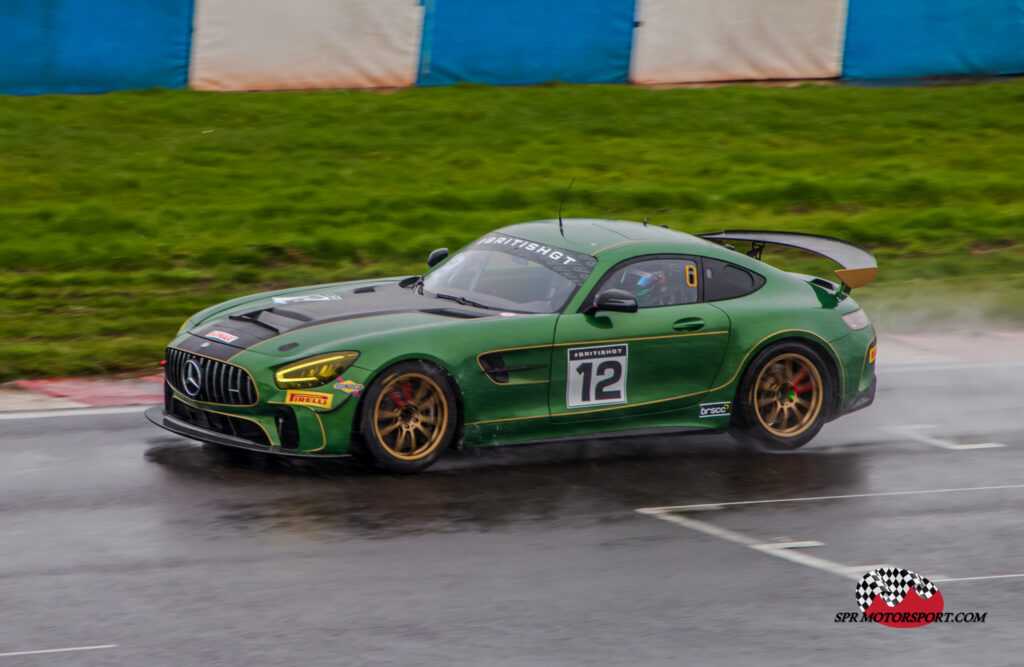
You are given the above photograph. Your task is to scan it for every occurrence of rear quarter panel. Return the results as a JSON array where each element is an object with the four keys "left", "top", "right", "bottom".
[{"left": 703, "top": 270, "right": 869, "bottom": 415}]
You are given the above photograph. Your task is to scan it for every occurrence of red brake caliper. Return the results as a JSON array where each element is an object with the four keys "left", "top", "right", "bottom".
[
  {"left": 791, "top": 367, "right": 814, "bottom": 394},
  {"left": 388, "top": 381, "right": 415, "bottom": 410},
  {"left": 388, "top": 388, "right": 407, "bottom": 408}
]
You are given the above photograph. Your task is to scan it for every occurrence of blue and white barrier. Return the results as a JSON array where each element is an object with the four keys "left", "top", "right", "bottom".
[
  {"left": 2, "top": 0, "right": 1022, "bottom": 95},
  {"left": 0, "top": 0, "right": 193, "bottom": 95}
]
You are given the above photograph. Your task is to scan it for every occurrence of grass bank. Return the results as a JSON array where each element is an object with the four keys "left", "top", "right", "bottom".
[{"left": 1, "top": 81, "right": 1022, "bottom": 379}]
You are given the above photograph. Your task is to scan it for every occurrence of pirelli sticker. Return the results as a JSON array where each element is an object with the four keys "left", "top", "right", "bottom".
[{"left": 285, "top": 390, "right": 333, "bottom": 410}]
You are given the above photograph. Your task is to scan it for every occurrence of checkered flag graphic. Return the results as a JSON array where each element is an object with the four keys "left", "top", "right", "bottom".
[{"left": 855, "top": 568, "right": 938, "bottom": 611}]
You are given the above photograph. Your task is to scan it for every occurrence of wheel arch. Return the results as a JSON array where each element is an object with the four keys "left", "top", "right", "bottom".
[
  {"left": 349, "top": 355, "right": 466, "bottom": 450},
  {"left": 728, "top": 332, "right": 843, "bottom": 420}
]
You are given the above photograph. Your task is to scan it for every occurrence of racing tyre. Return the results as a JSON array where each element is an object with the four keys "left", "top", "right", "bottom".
[
  {"left": 731, "top": 341, "right": 834, "bottom": 451},
  {"left": 359, "top": 361, "right": 458, "bottom": 473}
]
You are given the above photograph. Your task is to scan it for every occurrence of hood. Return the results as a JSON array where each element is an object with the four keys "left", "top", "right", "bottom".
[{"left": 174, "top": 282, "right": 499, "bottom": 360}]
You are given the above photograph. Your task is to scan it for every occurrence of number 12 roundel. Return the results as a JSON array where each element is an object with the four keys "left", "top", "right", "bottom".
[{"left": 566, "top": 345, "right": 628, "bottom": 408}]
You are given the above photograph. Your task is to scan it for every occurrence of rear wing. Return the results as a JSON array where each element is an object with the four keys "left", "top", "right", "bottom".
[{"left": 697, "top": 230, "right": 877, "bottom": 291}]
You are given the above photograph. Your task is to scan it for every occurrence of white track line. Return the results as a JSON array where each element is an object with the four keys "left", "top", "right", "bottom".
[
  {"left": 757, "top": 541, "right": 825, "bottom": 549},
  {"left": 882, "top": 424, "right": 1004, "bottom": 450},
  {"left": 749, "top": 542, "right": 862, "bottom": 581},
  {"left": 639, "top": 485, "right": 1024, "bottom": 583},
  {"left": 935, "top": 573, "right": 1024, "bottom": 583},
  {"left": 636, "top": 482, "right": 1024, "bottom": 514},
  {"left": 0, "top": 405, "right": 150, "bottom": 421},
  {"left": 882, "top": 361, "right": 1024, "bottom": 373},
  {"left": 643, "top": 509, "right": 756, "bottom": 546},
  {"left": 0, "top": 644, "right": 117, "bottom": 658},
  {"left": 643, "top": 509, "right": 861, "bottom": 580}
]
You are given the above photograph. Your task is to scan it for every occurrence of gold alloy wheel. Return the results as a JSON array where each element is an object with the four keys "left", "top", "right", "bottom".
[
  {"left": 371, "top": 372, "right": 449, "bottom": 461},
  {"left": 752, "top": 353, "right": 823, "bottom": 438}
]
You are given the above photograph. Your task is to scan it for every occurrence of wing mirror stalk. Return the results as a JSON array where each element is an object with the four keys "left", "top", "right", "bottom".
[{"left": 583, "top": 289, "right": 638, "bottom": 315}]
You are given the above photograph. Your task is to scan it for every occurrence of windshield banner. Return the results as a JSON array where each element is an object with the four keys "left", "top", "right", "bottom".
[{"left": 475, "top": 234, "right": 598, "bottom": 284}]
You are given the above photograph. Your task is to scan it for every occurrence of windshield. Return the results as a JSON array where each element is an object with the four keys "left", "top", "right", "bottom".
[{"left": 421, "top": 234, "right": 597, "bottom": 313}]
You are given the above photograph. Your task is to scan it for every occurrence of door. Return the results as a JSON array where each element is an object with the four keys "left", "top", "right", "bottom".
[{"left": 549, "top": 256, "right": 731, "bottom": 423}]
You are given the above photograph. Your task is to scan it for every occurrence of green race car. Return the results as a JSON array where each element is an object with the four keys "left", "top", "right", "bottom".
[{"left": 147, "top": 219, "right": 878, "bottom": 473}]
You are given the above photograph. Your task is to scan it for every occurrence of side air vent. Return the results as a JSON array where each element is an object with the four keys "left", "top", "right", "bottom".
[
  {"left": 809, "top": 277, "right": 838, "bottom": 290},
  {"left": 479, "top": 352, "right": 509, "bottom": 383},
  {"left": 478, "top": 353, "right": 548, "bottom": 384}
]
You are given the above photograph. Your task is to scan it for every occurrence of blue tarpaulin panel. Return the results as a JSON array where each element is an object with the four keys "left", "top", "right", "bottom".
[
  {"left": 417, "top": 0, "right": 636, "bottom": 86},
  {"left": 0, "top": 0, "right": 194, "bottom": 95},
  {"left": 843, "top": 0, "right": 1024, "bottom": 79}
]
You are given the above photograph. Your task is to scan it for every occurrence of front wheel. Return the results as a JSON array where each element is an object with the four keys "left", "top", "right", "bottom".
[
  {"left": 358, "top": 361, "right": 458, "bottom": 473},
  {"left": 731, "top": 341, "right": 834, "bottom": 451}
]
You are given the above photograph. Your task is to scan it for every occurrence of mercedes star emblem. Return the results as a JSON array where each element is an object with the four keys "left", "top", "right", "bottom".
[{"left": 182, "top": 359, "right": 202, "bottom": 397}]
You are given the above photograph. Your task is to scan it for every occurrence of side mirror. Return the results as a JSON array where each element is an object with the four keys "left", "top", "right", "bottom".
[
  {"left": 584, "top": 289, "right": 638, "bottom": 315},
  {"left": 426, "top": 247, "right": 449, "bottom": 268}
]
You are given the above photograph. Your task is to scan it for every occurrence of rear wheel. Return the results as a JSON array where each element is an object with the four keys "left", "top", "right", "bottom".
[
  {"left": 358, "top": 361, "right": 458, "bottom": 473},
  {"left": 731, "top": 341, "right": 833, "bottom": 451}
]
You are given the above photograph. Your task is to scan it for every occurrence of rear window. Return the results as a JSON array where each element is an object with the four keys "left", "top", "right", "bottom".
[{"left": 702, "top": 258, "right": 765, "bottom": 301}]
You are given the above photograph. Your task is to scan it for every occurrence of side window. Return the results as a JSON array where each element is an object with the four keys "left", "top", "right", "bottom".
[
  {"left": 703, "top": 258, "right": 765, "bottom": 301},
  {"left": 600, "top": 258, "right": 699, "bottom": 308}
]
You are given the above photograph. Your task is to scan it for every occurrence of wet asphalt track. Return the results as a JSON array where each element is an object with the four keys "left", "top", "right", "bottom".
[{"left": 1, "top": 361, "right": 1022, "bottom": 666}]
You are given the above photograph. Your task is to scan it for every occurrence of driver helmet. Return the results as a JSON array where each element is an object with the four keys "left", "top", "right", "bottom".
[{"left": 627, "top": 268, "right": 666, "bottom": 298}]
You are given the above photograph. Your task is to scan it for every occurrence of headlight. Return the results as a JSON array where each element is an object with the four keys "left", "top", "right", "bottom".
[
  {"left": 841, "top": 309, "right": 871, "bottom": 331},
  {"left": 274, "top": 352, "right": 360, "bottom": 389}
]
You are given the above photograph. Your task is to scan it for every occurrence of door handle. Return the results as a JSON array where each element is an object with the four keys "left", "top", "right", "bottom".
[{"left": 672, "top": 317, "right": 705, "bottom": 331}]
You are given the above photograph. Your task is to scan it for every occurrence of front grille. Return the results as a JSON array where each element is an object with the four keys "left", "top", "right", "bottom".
[
  {"left": 169, "top": 397, "right": 271, "bottom": 448},
  {"left": 166, "top": 347, "right": 257, "bottom": 405}
]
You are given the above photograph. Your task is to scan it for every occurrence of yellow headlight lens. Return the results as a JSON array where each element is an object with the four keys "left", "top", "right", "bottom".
[{"left": 274, "top": 352, "right": 360, "bottom": 389}]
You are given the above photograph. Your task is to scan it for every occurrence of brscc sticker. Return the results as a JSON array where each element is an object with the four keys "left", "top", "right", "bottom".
[
  {"left": 566, "top": 345, "right": 627, "bottom": 408},
  {"left": 699, "top": 402, "right": 731, "bottom": 418}
]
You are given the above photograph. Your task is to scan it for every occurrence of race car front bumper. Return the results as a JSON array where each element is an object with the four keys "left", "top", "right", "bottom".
[
  {"left": 843, "top": 375, "right": 876, "bottom": 415},
  {"left": 146, "top": 404, "right": 273, "bottom": 453},
  {"left": 145, "top": 404, "right": 349, "bottom": 458}
]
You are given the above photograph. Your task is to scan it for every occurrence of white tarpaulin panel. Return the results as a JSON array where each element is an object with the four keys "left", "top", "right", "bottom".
[
  {"left": 631, "top": 0, "right": 847, "bottom": 84},
  {"left": 190, "top": 0, "right": 424, "bottom": 90}
]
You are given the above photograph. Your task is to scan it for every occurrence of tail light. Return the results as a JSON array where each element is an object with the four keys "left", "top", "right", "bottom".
[{"left": 842, "top": 309, "right": 871, "bottom": 331}]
